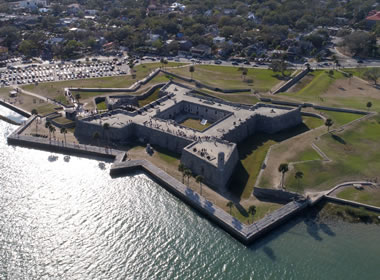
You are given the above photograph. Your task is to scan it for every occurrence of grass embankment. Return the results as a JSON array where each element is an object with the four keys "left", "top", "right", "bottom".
[
  {"left": 337, "top": 186, "right": 380, "bottom": 207},
  {"left": 317, "top": 110, "right": 363, "bottom": 127},
  {"left": 21, "top": 63, "right": 184, "bottom": 104},
  {"left": 278, "top": 69, "right": 380, "bottom": 112},
  {"left": 229, "top": 116, "right": 320, "bottom": 200},
  {"left": 53, "top": 116, "right": 74, "bottom": 125},
  {"left": 138, "top": 88, "right": 161, "bottom": 107},
  {"left": 167, "top": 65, "right": 290, "bottom": 92},
  {"left": 317, "top": 202, "right": 380, "bottom": 224},
  {"left": 228, "top": 202, "right": 282, "bottom": 224},
  {"left": 286, "top": 115, "right": 380, "bottom": 193},
  {"left": 282, "top": 70, "right": 345, "bottom": 100},
  {"left": 180, "top": 117, "right": 212, "bottom": 131}
]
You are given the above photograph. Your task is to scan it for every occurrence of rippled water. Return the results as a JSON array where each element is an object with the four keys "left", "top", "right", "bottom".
[{"left": 1, "top": 106, "right": 380, "bottom": 280}]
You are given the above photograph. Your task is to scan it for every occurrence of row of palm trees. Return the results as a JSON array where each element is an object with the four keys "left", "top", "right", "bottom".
[{"left": 178, "top": 163, "right": 204, "bottom": 195}]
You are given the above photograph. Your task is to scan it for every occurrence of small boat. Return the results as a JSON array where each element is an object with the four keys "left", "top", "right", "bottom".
[
  {"left": 48, "top": 155, "right": 58, "bottom": 162},
  {"left": 64, "top": 155, "right": 70, "bottom": 162}
]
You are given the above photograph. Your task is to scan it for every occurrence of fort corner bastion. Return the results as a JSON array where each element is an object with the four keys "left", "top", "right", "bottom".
[{"left": 74, "top": 82, "right": 302, "bottom": 192}]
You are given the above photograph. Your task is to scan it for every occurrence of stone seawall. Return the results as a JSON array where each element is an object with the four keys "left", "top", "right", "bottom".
[
  {"left": 110, "top": 159, "right": 310, "bottom": 245},
  {"left": 0, "top": 100, "right": 31, "bottom": 117}
]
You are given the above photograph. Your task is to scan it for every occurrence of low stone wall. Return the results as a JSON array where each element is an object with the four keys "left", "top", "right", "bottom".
[
  {"left": 273, "top": 68, "right": 309, "bottom": 94},
  {"left": 260, "top": 98, "right": 369, "bottom": 115},
  {"left": 0, "top": 100, "right": 31, "bottom": 117},
  {"left": 254, "top": 187, "right": 304, "bottom": 203},
  {"left": 324, "top": 196, "right": 380, "bottom": 213}
]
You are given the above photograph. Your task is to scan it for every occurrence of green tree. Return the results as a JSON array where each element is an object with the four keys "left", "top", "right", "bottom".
[
  {"left": 49, "top": 125, "right": 56, "bottom": 141},
  {"left": 178, "top": 163, "right": 186, "bottom": 184},
  {"left": 45, "top": 121, "right": 51, "bottom": 139},
  {"left": 295, "top": 171, "right": 304, "bottom": 189},
  {"left": 226, "top": 201, "right": 234, "bottom": 215},
  {"left": 196, "top": 175, "right": 204, "bottom": 196},
  {"left": 363, "top": 68, "right": 380, "bottom": 85},
  {"left": 366, "top": 101, "right": 373, "bottom": 111},
  {"left": 60, "top": 127, "right": 67, "bottom": 144},
  {"left": 278, "top": 163, "right": 289, "bottom": 189},
  {"left": 248, "top": 205, "right": 257, "bottom": 223},
  {"left": 325, "top": 118, "right": 333, "bottom": 132},
  {"left": 184, "top": 168, "right": 192, "bottom": 187},
  {"left": 269, "top": 59, "right": 288, "bottom": 77},
  {"left": 189, "top": 65, "right": 195, "bottom": 80}
]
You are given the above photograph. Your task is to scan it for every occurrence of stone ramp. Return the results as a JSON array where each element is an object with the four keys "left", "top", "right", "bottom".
[{"left": 111, "top": 159, "right": 309, "bottom": 244}]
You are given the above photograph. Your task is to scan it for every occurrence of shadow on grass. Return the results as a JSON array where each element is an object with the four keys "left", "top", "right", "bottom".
[{"left": 228, "top": 123, "right": 310, "bottom": 199}]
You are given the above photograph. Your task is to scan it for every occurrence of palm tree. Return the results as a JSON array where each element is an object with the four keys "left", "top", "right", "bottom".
[
  {"left": 242, "top": 68, "right": 248, "bottom": 81},
  {"left": 31, "top": 109, "right": 38, "bottom": 135},
  {"left": 60, "top": 127, "right": 67, "bottom": 144},
  {"left": 196, "top": 175, "right": 204, "bottom": 196},
  {"left": 248, "top": 205, "right": 256, "bottom": 223},
  {"left": 226, "top": 201, "right": 234, "bottom": 215},
  {"left": 366, "top": 101, "right": 372, "bottom": 111},
  {"left": 178, "top": 163, "right": 186, "bottom": 184},
  {"left": 295, "top": 171, "right": 304, "bottom": 189},
  {"left": 325, "top": 118, "right": 333, "bottom": 133},
  {"left": 184, "top": 168, "right": 192, "bottom": 187},
  {"left": 45, "top": 121, "right": 51, "bottom": 139},
  {"left": 189, "top": 65, "right": 195, "bottom": 80},
  {"left": 49, "top": 125, "right": 56, "bottom": 141},
  {"left": 278, "top": 163, "right": 289, "bottom": 189},
  {"left": 93, "top": 131, "right": 100, "bottom": 146}
]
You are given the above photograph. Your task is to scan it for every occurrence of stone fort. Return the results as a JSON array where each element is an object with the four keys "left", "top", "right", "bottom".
[{"left": 75, "top": 82, "right": 302, "bottom": 192}]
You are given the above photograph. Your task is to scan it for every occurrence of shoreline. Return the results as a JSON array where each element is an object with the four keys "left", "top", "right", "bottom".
[{"left": 2, "top": 102, "right": 380, "bottom": 245}]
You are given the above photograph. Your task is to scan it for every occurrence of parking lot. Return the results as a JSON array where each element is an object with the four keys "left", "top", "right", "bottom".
[{"left": 0, "top": 59, "right": 129, "bottom": 87}]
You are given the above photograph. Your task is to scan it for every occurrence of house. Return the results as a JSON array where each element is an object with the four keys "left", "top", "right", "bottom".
[
  {"left": 18, "top": 0, "right": 47, "bottom": 10},
  {"left": 178, "top": 40, "right": 192, "bottom": 51},
  {"left": 190, "top": 44, "right": 212, "bottom": 57},
  {"left": 213, "top": 36, "right": 226, "bottom": 46},
  {"left": 67, "top": 4, "right": 82, "bottom": 15},
  {"left": 170, "top": 2, "right": 186, "bottom": 12},
  {"left": 45, "top": 37, "right": 65, "bottom": 45},
  {"left": 85, "top": 9, "right": 98, "bottom": 15}
]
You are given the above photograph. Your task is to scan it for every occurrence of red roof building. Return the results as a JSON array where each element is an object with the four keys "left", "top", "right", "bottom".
[{"left": 366, "top": 10, "right": 380, "bottom": 21}]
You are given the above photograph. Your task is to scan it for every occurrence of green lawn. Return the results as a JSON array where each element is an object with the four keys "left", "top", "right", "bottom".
[
  {"left": 318, "top": 110, "right": 363, "bottom": 127},
  {"left": 229, "top": 122, "right": 312, "bottom": 199},
  {"left": 337, "top": 187, "right": 380, "bottom": 207},
  {"left": 302, "top": 116, "right": 324, "bottom": 129},
  {"left": 290, "top": 147, "right": 322, "bottom": 162},
  {"left": 168, "top": 65, "right": 290, "bottom": 92},
  {"left": 286, "top": 116, "right": 380, "bottom": 193},
  {"left": 96, "top": 101, "right": 107, "bottom": 110},
  {"left": 138, "top": 88, "right": 161, "bottom": 107},
  {"left": 53, "top": 116, "right": 74, "bottom": 125},
  {"left": 180, "top": 117, "right": 212, "bottom": 131}
]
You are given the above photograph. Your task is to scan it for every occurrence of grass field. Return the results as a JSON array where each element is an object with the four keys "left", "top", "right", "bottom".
[
  {"left": 96, "top": 101, "right": 107, "bottom": 110},
  {"left": 285, "top": 115, "right": 380, "bottom": 193},
  {"left": 180, "top": 117, "right": 212, "bottom": 131},
  {"left": 228, "top": 117, "right": 320, "bottom": 200},
  {"left": 167, "top": 65, "right": 290, "bottom": 92},
  {"left": 337, "top": 186, "right": 380, "bottom": 207},
  {"left": 138, "top": 88, "right": 161, "bottom": 108},
  {"left": 318, "top": 110, "right": 363, "bottom": 127}
]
